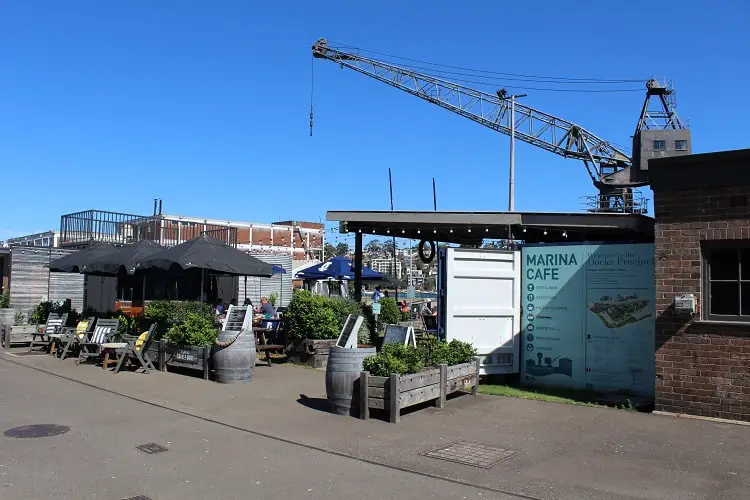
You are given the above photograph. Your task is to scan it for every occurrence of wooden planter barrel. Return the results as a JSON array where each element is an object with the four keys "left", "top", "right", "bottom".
[
  {"left": 213, "top": 330, "right": 256, "bottom": 384},
  {"left": 360, "top": 359, "right": 480, "bottom": 423},
  {"left": 326, "top": 346, "right": 376, "bottom": 416}
]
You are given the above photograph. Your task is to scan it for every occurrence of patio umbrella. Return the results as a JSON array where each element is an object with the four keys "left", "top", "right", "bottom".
[
  {"left": 137, "top": 235, "right": 274, "bottom": 301},
  {"left": 136, "top": 236, "right": 273, "bottom": 277},
  {"left": 81, "top": 240, "right": 165, "bottom": 276},
  {"left": 294, "top": 256, "right": 383, "bottom": 281},
  {"left": 46, "top": 242, "right": 117, "bottom": 273}
]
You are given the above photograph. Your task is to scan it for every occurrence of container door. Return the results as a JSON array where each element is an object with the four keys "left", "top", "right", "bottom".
[{"left": 443, "top": 247, "right": 521, "bottom": 375}]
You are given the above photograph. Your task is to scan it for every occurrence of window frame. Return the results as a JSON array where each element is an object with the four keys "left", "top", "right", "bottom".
[
  {"left": 674, "top": 139, "right": 688, "bottom": 151},
  {"left": 702, "top": 240, "right": 750, "bottom": 322},
  {"left": 653, "top": 139, "right": 666, "bottom": 151}
]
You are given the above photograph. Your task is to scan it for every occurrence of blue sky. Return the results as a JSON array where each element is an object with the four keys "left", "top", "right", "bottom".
[{"left": 2, "top": 0, "right": 749, "bottom": 245}]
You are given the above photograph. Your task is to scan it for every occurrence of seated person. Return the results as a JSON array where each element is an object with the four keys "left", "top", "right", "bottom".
[
  {"left": 257, "top": 296, "right": 276, "bottom": 319},
  {"left": 215, "top": 298, "right": 225, "bottom": 316}
]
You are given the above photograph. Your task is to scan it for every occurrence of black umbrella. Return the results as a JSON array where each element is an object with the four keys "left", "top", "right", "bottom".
[
  {"left": 81, "top": 240, "right": 165, "bottom": 276},
  {"left": 46, "top": 242, "right": 117, "bottom": 273},
  {"left": 136, "top": 235, "right": 274, "bottom": 277}
]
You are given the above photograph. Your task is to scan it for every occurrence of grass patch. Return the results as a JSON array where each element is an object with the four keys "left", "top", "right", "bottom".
[{"left": 480, "top": 384, "right": 639, "bottom": 411}]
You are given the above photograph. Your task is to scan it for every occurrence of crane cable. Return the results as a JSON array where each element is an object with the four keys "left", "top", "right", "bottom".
[
  {"left": 326, "top": 40, "right": 647, "bottom": 90},
  {"left": 309, "top": 53, "right": 315, "bottom": 137}
]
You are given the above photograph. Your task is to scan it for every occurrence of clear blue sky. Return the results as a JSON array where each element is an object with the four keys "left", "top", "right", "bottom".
[{"left": 2, "top": 0, "right": 749, "bottom": 244}]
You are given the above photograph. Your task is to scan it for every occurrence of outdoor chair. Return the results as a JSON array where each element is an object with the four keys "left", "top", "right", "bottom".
[
  {"left": 29, "top": 313, "right": 68, "bottom": 353},
  {"left": 49, "top": 317, "right": 94, "bottom": 359},
  {"left": 76, "top": 318, "right": 120, "bottom": 365},
  {"left": 106, "top": 323, "right": 158, "bottom": 374}
]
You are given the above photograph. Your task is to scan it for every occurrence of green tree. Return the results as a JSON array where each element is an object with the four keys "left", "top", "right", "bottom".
[
  {"left": 335, "top": 242, "right": 350, "bottom": 256},
  {"left": 324, "top": 243, "right": 336, "bottom": 259}
]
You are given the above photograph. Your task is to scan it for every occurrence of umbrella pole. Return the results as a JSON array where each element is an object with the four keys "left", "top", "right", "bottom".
[
  {"left": 200, "top": 268, "right": 205, "bottom": 302},
  {"left": 142, "top": 275, "right": 146, "bottom": 305},
  {"left": 244, "top": 276, "right": 247, "bottom": 302}
]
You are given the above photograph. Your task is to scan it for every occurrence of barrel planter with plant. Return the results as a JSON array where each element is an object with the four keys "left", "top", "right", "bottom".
[{"left": 359, "top": 340, "right": 479, "bottom": 423}]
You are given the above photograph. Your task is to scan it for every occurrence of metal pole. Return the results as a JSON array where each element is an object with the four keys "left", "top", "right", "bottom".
[
  {"left": 507, "top": 93, "right": 526, "bottom": 212},
  {"left": 200, "top": 268, "right": 204, "bottom": 301},
  {"left": 389, "top": 168, "right": 398, "bottom": 300},
  {"left": 509, "top": 96, "right": 515, "bottom": 212}
]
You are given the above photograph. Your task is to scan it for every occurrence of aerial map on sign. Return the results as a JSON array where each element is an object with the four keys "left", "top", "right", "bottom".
[{"left": 587, "top": 294, "right": 652, "bottom": 328}]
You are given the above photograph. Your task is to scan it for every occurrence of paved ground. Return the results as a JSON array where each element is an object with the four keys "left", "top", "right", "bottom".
[{"left": 1, "top": 351, "right": 749, "bottom": 499}]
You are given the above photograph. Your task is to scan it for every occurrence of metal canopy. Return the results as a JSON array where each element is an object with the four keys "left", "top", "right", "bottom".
[{"left": 326, "top": 210, "right": 654, "bottom": 244}]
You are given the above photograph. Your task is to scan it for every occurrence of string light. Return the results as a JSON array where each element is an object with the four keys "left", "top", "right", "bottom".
[
  {"left": 543, "top": 229, "right": 548, "bottom": 235},
  {"left": 467, "top": 228, "right": 471, "bottom": 233}
]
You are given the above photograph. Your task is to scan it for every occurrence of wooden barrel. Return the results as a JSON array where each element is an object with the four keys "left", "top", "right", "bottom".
[
  {"left": 326, "top": 346, "right": 376, "bottom": 416},
  {"left": 213, "top": 330, "right": 256, "bottom": 384}
]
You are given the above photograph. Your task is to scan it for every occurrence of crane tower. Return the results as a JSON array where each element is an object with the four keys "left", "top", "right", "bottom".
[{"left": 312, "top": 39, "right": 690, "bottom": 214}]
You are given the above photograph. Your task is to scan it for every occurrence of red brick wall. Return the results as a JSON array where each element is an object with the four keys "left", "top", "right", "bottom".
[{"left": 655, "top": 185, "right": 750, "bottom": 421}]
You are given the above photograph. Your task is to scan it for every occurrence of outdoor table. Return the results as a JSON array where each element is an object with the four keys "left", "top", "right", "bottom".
[{"left": 253, "top": 326, "right": 281, "bottom": 367}]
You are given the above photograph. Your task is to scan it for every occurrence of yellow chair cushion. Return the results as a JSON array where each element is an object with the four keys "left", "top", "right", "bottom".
[
  {"left": 76, "top": 321, "right": 90, "bottom": 339},
  {"left": 135, "top": 331, "right": 149, "bottom": 351}
]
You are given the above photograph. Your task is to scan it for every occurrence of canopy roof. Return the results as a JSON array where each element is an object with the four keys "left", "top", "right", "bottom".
[{"left": 295, "top": 256, "right": 383, "bottom": 281}]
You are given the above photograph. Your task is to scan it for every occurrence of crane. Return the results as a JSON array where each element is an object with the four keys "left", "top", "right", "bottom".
[{"left": 311, "top": 38, "right": 689, "bottom": 214}]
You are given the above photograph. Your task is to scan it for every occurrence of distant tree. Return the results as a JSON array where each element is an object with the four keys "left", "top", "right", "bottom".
[
  {"left": 364, "top": 240, "right": 382, "bottom": 255},
  {"left": 324, "top": 243, "right": 336, "bottom": 259},
  {"left": 335, "top": 242, "right": 350, "bottom": 256},
  {"left": 382, "top": 240, "right": 396, "bottom": 255}
]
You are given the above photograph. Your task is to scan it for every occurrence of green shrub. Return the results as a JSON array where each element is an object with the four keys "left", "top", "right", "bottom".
[
  {"left": 165, "top": 313, "right": 217, "bottom": 347},
  {"left": 145, "top": 300, "right": 213, "bottom": 333},
  {"left": 327, "top": 296, "right": 374, "bottom": 345},
  {"left": 268, "top": 292, "right": 279, "bottom": 307},
  {"left": 430, "top": 339, "right": 477, "bottom": 366},
  {"left": 30, "top": 299, "right": 75, "bottom": 325},
  {"left": 363, "top": 351, "right": 408, "bottom": 376},
  {"left": 0, "top": 289, "right": 9, "bottom": 308},
  {"left": 378, "top": 297, "right": 401, "bottom": 326},
  {"left": 284, "top": 290, "right": 339, "bottom": 342},
  {"left": 362, "top": 339, "right": 476, "bottom": 377},
  {"left": 13, "top": 310, "right": 25, "bottom": 326}
]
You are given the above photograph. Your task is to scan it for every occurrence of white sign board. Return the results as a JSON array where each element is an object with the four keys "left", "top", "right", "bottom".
[
  {"left": 383, "top": 324, "right": 416, "bottom": 347},
  {"left": 336, "top": 314, "right": 363, "bottom": 349}
]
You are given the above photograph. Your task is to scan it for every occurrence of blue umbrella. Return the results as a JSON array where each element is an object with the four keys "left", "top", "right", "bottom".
[
  {"left": 295, "top": 256, "right": 383, "bottom": 281},
  {"left": 272, "top": 265, "right": 287, "bottom": 275}
]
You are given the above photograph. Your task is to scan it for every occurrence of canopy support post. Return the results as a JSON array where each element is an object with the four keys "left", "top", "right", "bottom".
[
  {"left": 200, "top": 268, "right": 205, "bottom": 302},
  {"left": 354, "top": 231, "right": 363, "bottom": 302}
]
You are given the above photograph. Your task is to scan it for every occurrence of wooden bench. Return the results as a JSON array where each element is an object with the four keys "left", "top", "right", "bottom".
[{"left": 256, "top": 344, "right": 284, "bottom": 366}]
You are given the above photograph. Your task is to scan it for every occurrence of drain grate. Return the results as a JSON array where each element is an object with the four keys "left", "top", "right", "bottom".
[
  {"left": 423, "top": 440, "right": 517, "bottom": 468},
  {"left": 136, "top": 443, "right": 168, "bottom": 454},
  {"left": 4, "top": 424, "right": 70, "bottom": 438}
]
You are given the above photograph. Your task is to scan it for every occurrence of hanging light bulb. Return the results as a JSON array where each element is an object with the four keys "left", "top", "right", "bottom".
[
  {"left": 467, "top": 228, "right": 472, "bottom": 233},
  {"left": 543, "top": 229, "right": 548, "bottom": 235},
  {"left": 485, "top": 228, "right": 489, "bottom": 233},
  {"left": 522, "top": 227, "right": 527, "bottom": 233},
  {"left": 562, "top": 231, "right": 568, "bottom": 238},
  {"left": 417, "top": 229, "right": 421, "bottom": 234}
]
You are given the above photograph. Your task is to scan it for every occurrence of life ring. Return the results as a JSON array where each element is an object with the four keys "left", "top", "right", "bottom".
[{"left": 418, "top": 240, "right": 436, "bottom": 264}]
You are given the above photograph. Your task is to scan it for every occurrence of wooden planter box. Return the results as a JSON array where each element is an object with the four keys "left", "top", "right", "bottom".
[
  {"left": 359, "top": 359, "right": 480, "bottom": 423},
  {"left": 289, "top": 339, "right": 338, "bottom": 368},
  {"left": 3, "top": 325, "right": 39, "bottom": 348},
  {"left": 147, "top": 340, "right": 212, "bottom": 380}
]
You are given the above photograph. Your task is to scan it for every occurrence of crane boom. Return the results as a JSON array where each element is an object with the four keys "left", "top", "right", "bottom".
[{"left": 312, "top": 39, "right": 642, "bottom": 201}]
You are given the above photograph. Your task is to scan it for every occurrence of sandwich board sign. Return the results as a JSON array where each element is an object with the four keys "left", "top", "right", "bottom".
[
  {"left": 383, "top": 324, "right": 416, "bottom": 348},
  {"left": 336, "top": 314, "right": 363, "bottom": 349}
]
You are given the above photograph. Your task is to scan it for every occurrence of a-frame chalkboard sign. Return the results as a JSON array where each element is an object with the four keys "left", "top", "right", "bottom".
[
  {"left": 336, "top": 314, "right": 363, "bottom": 349},
  {"left": 383, "top": 324, "right": 416, "bottom": 347}
]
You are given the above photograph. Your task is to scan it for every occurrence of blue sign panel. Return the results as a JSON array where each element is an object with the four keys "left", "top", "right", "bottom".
[{"left": 521, "top": 243, "right": 655, "bottom": 397}]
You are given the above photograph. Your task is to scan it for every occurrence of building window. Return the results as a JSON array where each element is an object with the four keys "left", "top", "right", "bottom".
[
  {"left": 675, "top": 140, "right": 688, "bottom": 151},
  {"left": 653, "top": 140, "right": 666, "bottom": 151},
  {"left": 704, "top": 242, "right": 750, "bottom": 321}
]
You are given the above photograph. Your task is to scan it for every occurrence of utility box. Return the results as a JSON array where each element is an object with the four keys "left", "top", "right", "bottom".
[
  {"left": 632, "top": 129, "right": 692, "bottom": 183},
  {"left": 437, "top": 248, "right": 521, "bottom": 375}
]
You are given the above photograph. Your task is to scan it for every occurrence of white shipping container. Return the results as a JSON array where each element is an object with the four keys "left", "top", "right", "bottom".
[{"left": 438, "top": 248, "right": 521, "bottom": 375}]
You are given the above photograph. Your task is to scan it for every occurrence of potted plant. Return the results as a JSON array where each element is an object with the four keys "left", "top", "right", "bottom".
[
  {"left": 284, "top": 290, "right": 339, "bottom": 367},
  {"left": 360, "top": 340, "right": 480, "bottom": 423}
]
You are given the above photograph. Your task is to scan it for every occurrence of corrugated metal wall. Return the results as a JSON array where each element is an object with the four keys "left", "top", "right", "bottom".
[
  {"left": 238, "top": 253, "right": 293, "bottom": 308},
  {"left": 9, "top": 247, "right": 85, "bottom": 312}
]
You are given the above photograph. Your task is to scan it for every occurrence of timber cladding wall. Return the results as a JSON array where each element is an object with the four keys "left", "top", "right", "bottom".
[
  {"left": 653, "top": 153, "right": 750, "bottom": 422},
  {"left": 9, "top": 247, "right": 85, "bottom": 313}
]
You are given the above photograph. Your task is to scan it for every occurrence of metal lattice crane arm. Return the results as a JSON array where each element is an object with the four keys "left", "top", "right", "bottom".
[{"left": 312, "top": 38, "right": 635, "bottom": 188}]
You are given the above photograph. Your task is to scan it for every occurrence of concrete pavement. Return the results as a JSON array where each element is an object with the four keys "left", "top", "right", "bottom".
[{"left": 1, "top": 350, "right": 749, "bottom": 499}]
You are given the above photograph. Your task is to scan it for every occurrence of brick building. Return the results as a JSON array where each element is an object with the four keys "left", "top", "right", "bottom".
[{"left": 650, "top": 148, "right": 750, "bottom": 422}]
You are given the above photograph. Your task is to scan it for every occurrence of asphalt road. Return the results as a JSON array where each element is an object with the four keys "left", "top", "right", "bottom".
[{"left": 0, "top": 358, "right": 518, "bottom": 500}]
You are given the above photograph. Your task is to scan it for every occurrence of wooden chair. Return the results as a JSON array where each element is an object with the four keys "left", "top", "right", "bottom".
[
  {"left": 76, "top": 318, "right": 120, "bottom": 365},
  {"left": 106, "top": 323, "right": 158, "bottom": 373},
  {"left": 29, "top": 313, "right": 68, "bottom": 353},
  {"left": 49, "top": 317, "right": 94, "bottom": 358}
]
